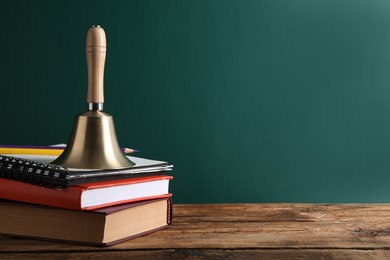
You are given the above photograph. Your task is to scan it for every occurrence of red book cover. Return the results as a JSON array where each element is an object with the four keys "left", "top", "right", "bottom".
[{"left": 0, "top": 175, "right": 172, "bottom": 210}]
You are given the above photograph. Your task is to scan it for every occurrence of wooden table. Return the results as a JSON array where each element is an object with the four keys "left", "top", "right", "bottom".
[{"left": 1, "top": 204, "right": 390, "bottom": 259}]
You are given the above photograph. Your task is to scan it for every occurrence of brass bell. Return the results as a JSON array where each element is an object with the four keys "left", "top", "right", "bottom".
[{"left": 52, "top": 25, "right": 135, "bottom": 169}]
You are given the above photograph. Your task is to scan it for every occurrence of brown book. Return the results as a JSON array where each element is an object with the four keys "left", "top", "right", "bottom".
[{"left": 0, "top": 197, "right": 172, "bottom": 246}]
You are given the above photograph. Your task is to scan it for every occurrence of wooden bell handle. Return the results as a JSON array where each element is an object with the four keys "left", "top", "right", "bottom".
[{"left": 86, "top": 25, "right": 106, "bottom": 104}]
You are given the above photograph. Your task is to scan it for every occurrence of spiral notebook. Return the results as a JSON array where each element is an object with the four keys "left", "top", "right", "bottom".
[{"left": 0, "top": 154, "right": 173, "bottom": 187}]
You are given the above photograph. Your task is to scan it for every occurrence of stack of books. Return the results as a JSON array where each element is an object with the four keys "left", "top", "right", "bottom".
[{"left": 0, "top": 146, "right": 173, "bottom": 246}]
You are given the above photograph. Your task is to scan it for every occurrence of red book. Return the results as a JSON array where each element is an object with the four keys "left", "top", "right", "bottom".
[{"left": 0, "top": 175, "right": 172, "bottom": 210}]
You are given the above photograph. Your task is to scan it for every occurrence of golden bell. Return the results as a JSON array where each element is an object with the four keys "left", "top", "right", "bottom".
[{"left": 51, "top": 25, "right": 134, "bottom": 169}]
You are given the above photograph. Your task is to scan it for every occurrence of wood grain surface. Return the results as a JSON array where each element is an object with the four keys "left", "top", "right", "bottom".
[{"left": 2, "top": 204, "right": 390, "bottom": 259}]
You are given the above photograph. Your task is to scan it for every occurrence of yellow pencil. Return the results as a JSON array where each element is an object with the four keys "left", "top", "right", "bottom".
[{"left": 0, "top": 145, "right": 138, "bottom": 156}]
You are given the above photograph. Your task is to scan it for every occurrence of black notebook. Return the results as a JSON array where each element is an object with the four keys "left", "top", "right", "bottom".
[{"left": 0, "top": 154, "right": 173, "bottom": 187}]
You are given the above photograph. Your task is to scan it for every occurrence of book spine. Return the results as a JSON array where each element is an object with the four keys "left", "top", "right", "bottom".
[
  {"left": 0, "top": 178, "right": 82, "bottom": 210},
  {"left": 167, "top": 198, "right": 173, "bottom": 225}
]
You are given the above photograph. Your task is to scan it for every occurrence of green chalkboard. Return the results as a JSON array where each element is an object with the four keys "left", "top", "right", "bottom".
[{"left": 1, "top": 0, "right": 390, "bottom": 203}]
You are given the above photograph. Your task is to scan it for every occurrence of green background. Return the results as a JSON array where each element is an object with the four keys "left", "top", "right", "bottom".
[{"left": 1, "top": 0, "right": 390, "bottom": 203}]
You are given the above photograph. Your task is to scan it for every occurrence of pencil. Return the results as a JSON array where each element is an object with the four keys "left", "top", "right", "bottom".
[{"left": 0, "top": 145, "right": 138, "bottom": 156}]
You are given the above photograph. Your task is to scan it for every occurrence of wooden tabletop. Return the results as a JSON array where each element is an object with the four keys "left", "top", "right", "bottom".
[{"left": 1, "top": 203, "right": 390, "bottom": 259}]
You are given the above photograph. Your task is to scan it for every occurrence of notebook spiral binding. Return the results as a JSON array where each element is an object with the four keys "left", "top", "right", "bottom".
[{"left": 0, "top": 155, "right": 68, "bottom": 189}]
